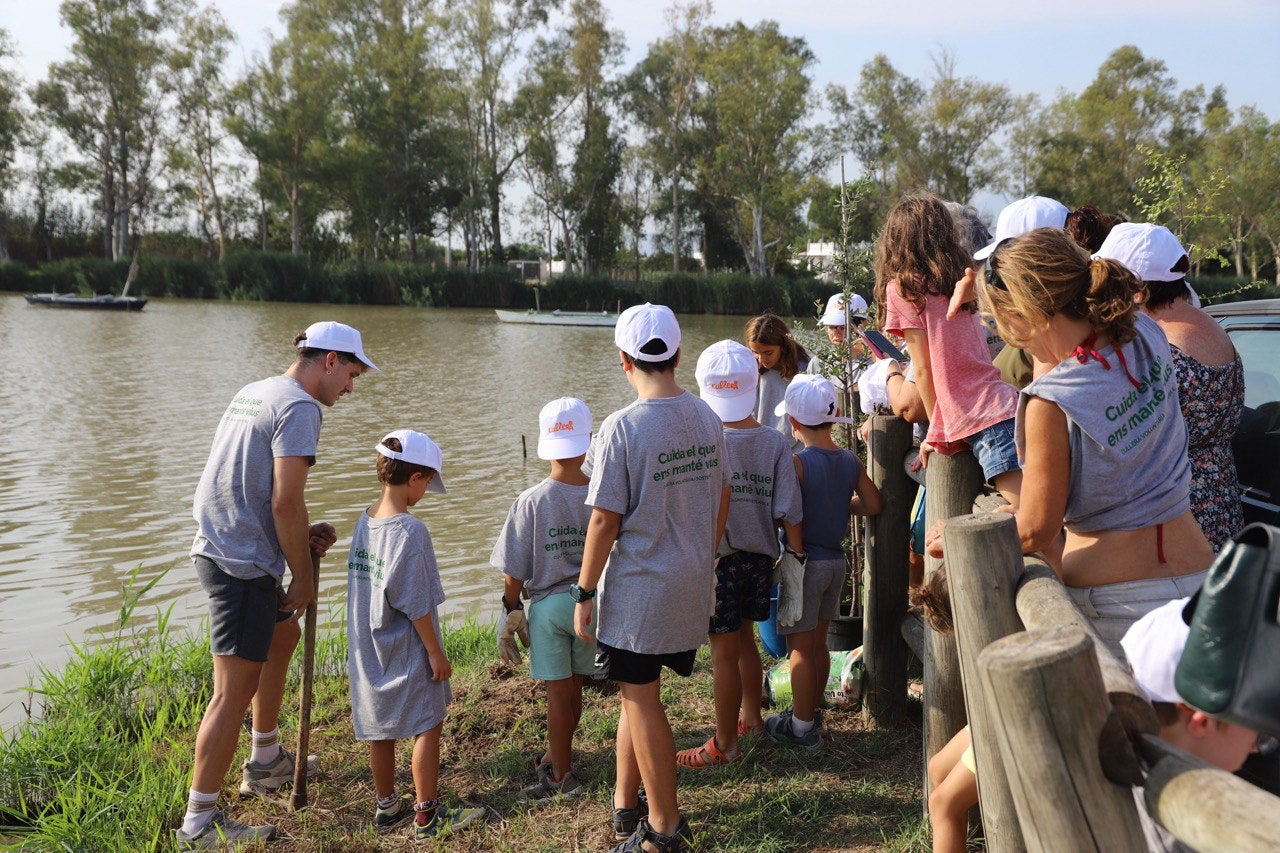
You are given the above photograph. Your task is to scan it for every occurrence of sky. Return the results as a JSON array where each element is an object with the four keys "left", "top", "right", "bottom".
[{"left": 2, "top": 0, "right": 1278, "bottom": 221}]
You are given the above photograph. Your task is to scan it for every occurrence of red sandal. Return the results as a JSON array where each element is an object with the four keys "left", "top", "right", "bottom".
[{"left": 675, "top": 735, "right": 739, "bottom": 769}]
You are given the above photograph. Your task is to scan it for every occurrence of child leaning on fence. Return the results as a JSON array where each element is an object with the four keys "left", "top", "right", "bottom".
[
  {"left": 345, "top": 430, "right": 484, "bottom": 842},
  {"left": 675, "top": 340, "right": 803, "bottom": 770},
  {"left": 490, "top": 397, "right": 597, "bottom": 802},
  {"left": 766, "top": 374, "right": 881, "bottom": 751}
]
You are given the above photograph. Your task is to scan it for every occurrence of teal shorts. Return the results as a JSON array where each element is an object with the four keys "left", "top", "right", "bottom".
[{"left": 529, "top": 591, "right": 597, "bottom": 681}]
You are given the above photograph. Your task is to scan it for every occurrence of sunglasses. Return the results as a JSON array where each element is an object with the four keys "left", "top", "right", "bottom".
[{"left": 983, "top": 238, "right": 1014, "bottom": 292}]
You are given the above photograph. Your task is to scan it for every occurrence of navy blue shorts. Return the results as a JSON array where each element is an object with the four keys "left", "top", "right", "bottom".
[
  {"left": 195, "top": 556, "right": 292, "bottom": 662},
  {"left": 967, "top": 418, "right": 1020, "bottom": 484},
  {"left": 709, "top": 551, "right": 774, "bottom": 634}
]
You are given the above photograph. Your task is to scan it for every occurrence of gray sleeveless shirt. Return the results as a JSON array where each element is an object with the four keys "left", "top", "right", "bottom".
[{"left": 1015, "top": 313, "right": 1190, "bottom": 533}]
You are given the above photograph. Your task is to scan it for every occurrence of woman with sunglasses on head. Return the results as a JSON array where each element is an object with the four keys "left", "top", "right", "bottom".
[{"left": 940, "top": 227, "right": 1213, "bottom": 659}]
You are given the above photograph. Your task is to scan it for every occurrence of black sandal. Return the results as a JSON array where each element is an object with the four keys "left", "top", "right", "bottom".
[
  {"left": 610, "top": 816, "right": 692, "bottom": 853},
  {"left": 612, "top": 789, "right": 648, "bottom": 840}
]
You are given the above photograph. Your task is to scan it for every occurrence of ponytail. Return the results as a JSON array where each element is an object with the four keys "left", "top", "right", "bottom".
[{"left": 1084, "top": 258, "right": 1140, "bottom": 347}]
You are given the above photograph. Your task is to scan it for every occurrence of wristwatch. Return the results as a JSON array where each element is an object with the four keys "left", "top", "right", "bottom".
[{"left": 569, "top": 583, "right": 596, "bottom": 602}]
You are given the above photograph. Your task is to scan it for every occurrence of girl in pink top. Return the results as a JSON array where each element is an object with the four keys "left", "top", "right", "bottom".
[{"left": 875, "top": 193, "right": 1022, "bottom": 506}]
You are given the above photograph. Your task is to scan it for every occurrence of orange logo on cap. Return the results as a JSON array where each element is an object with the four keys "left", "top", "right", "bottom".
[
  {"left": 708, "top": 380, "right": 739, "bottom": 391},
  {"left": 547, "top": 420, "right": 575, "bottom": 434}
]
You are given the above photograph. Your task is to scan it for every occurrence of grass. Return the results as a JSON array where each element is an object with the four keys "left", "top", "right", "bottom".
[{"left": 0, "top": 583, "right": 927, "bottom": 851}]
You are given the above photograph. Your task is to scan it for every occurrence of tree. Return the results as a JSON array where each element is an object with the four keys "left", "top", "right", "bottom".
[
  {"left": 693, "top": 20, "right": 823, "bottom": 276},
  {"left": 168, "top": 4, "right": 234, "bottom": 259},
  {"left": 1032, "top": 45, "right": 1201, "bottom": 215},
  {"left": 34, "top": 0, "right": 178, "bottom": 260},
  {"left": 449, "top": 0, "right": 559, "bottom": 269},
  {"left": 0, "top": 29, "right": 24, "bottom": 261},
  {"left": 621, "top": 0, "right": 709, "bottom": 272}
]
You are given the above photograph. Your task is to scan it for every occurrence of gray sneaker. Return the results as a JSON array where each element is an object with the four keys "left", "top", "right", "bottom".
[
  {"left": 413, "top": 804, "right": 485, "bottom": 841},
  {"left": 239, "top": 747, "right": 319, "bottom": 795},
  {"left": 173, "top": 810, "right": 275, "bottom": 850},
  {"left": 765, "top": 709, "right": 822, "bottom": 751},
  {"left": 519, "top": 765, "right": 584, "bottom": 802}
]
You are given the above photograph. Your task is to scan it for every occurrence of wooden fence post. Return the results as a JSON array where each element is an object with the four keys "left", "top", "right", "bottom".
[
  {"left": 978, "top": 626, "right": 1147, "bottom": 852},
  {"left": 1139, "top": 734, "right": 1280, "bottom": 852},
  {"left": 922, "top": 451, "right": 984, "bottom": 801},
  {"left": 862, "top": 414, "right": 913, "bottom": 728},
  {"left": 941, "top": 513, "right": 1027, "bottom": 852}
]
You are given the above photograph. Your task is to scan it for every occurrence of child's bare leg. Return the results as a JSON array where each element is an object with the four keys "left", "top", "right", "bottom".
[
  {"left": 928, "top": 757, "right": 977, "bottom": 853},
  {"left": 410, "top": 723, "right": 442, "bottom": 806},
  {"left": 813, "top": 620, "right": 831, "bottom": 713},
  {"left": 614, "top": 700, "right": 642, "bottom": 810},
  {"left": 618, "top": 678, "right": 680, "bottom": 836},
  {"left": 927, "top": 727, "right": 969, "bottom": 789},
  {"left": 993, "top": 469, "right": 1022, "bottom": 511},
  {"left": 368, "top": 739, "right": 397, "bottom": 799},
  {"left": 708, "top": 629, "right": 742, "bottom": 755},
  {"left": 787, "top": 630, "right": 818, "bottom": 723},
  {"left": 736, "top": 621, "right": 764, "bottom": 729},
  {"left": 546, "top": 676, "right": 580, "bottom": 779}
]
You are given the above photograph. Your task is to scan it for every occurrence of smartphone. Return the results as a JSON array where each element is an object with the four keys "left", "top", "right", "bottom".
[{"left": 860, "top": 329, "right": 907, "bottom": 363}]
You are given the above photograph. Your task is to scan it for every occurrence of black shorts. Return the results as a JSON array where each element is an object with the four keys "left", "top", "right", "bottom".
[
  {"left": 595, "top": 641, "right": 696, "bottom": 685},
  {"left": 709, "top": 551, "right": 774, "bottom": 634},
  {"left": 195, "top": 556, "right": 292, "bottom": 663}
]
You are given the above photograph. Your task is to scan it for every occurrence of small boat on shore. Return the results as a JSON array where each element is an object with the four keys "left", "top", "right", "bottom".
[
  {"left": 24, "top": 293, "right": 148, "bottom": 311},
  {"left": 494, "top": 307, "right": 616, "bottom": 327}
]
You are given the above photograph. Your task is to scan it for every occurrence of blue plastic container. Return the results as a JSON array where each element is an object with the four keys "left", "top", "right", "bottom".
[{"left": 756, "top": 583, "right": 787, "bottom": 658}]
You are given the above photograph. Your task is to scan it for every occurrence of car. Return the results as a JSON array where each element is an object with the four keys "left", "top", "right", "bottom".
[{"left": 1204, "top": 298, "right": 1280, "bottom": 527}]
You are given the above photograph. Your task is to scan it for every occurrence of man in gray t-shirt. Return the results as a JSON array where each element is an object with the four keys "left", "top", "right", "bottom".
[
  {"left": 572, "top": 303, "right": 729, "bottom": 850},
  {"left": 175, "top": 322, "right": 378, "bottom": 849}
]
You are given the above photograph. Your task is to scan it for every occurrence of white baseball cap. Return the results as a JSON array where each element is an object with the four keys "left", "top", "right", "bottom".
[
  {"left": 376, "top": 429, "right": 446, "bottom": 493},
  {"left": 820, "top": 293, "right": 869, "bottom": 326},
  {"left": 1095, "top": 223, "right": 1189, "bottom": 283},
  {"left": 974, "top": 196, "right": 1069, "bottom": 260},
  {"left": 615, "top": 303, "right": 680, "bottom": 362},
  {"left": 538, "top": 397, "right": 592, "bottom": 460},
  {"left": 695, "top": 340, "right": 759, "bottom": 422},
  {"left": 1120, "top": 596, "right": 1192, "bottom": 705},
  {"left": 298, "top": 321, "right": 380, "bottom": 372},
  {"left": 775, "top": 373, "right": 856, "bottom": 426}
]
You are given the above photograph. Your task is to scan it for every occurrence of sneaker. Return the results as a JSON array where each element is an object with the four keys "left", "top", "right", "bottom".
[
  {"left": 374, "top": 794, "right": 414, "bottom": 832},
  {"left": 173, "top": 810, "right": 275, "bottom": 850},
  {"left": 610, "top": 816, "right": 693, "bottom": 853},
  {"left": 612, "top": 789, "right": 649, "bottom": 840},
  {"left": 765, "top": 709, "right": 822, "bottom": 751},
  {"left": 520, "top": 764, "right": 584, "bottom": 802},
  {"left": 413, "top": 804, "right": 485, "bottom": 841},
  {"left": 239, "top": 747, "right": 319, "bottom": 795}
]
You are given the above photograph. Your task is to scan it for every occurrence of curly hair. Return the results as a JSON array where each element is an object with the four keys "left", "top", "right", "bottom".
[
  {"left": 980, "top": 228, "right": 1141, "bottom": 349},
  {"left": 873, "top": 193, "right": 973, "bottom": 318},
  {"left": 1063, "top": 205, "right": 1122, "bottom": 253}
]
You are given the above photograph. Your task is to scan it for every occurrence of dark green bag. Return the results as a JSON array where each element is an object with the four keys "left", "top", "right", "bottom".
[{"left": 1175, "top": 523, "right": 1280, "bottom": 735}]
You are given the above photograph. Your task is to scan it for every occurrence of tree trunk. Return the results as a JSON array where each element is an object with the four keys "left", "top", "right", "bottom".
[
  {"left": 750, "top": 205, "right": 768, "bottom": 277},
  {"left": 1233, "top": 216, "right": 1244, "bottom": 277},
  {"left": 289, "top": 184, "right": 301, "bottom": 256},
  {"left": 488, "top": 178, "right": 504, "bottom": 265}
]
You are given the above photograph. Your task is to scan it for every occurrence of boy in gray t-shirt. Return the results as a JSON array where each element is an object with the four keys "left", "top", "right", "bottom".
[
  {"left": 676, "top": 341, "right": 804, "bottom": 771},
  {"left": 572, "top": 304, "right": 730, "bottom": 852},
  {"left": 346, "top": 430, "right": 482, "bottom": 842},
  {"left": 490, "top": 397, "right": 596, "bottom": 802}
]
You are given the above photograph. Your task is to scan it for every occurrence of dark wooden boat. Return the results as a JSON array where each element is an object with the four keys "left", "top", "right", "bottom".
[{"left": 24, "top": 293, "right": 147, "bottom": 311}]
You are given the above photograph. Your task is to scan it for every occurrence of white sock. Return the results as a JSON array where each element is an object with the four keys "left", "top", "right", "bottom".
[
  {"left": 791, "top": 715, "right": 815, "bottom": 735},
  {"left": 250, "top": 727, "right": 281, "bottom": 765},
  {"left": 181, "top": 789, "right": 219, "bottom": 836},
  {"left": 376, "top": 792, "right": 400, "bottom": 813}
]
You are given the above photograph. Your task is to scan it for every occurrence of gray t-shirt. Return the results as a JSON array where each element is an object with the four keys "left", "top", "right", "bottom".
[
  {"left": 490, "top": 477, "right": 592, "bottom": 603},
  {"left": 719, "top": 426, "right": 803, "bottom": 559},
  {"left": 191, "top": 375, "right": 322, "bottom": 580},
  {"left": 346, "top": 511, "right": 450, "bottom": 741},
  {"left": 587, "top": 391, "right": 727, "bottom": 655},
  {"left": 1016, "top": 313, "right": 1191, "bottom": 533},
  {"left": 755, "top": 364, "right": 806, "bottom": 451}
]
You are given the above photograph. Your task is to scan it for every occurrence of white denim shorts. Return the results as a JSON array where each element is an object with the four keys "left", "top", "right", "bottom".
[{"left": 1067, "top": 570, "right": 1208, "bottom": 663}]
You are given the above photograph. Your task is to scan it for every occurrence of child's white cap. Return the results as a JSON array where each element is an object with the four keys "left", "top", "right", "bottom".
[
  {"left": 376, "top": 429, "right": 446, "bottom": 493},
  {"left": 695, "top": 340, "right": 759, "bottom": 422},
  {"left": 615, "top": 302, "right": 680, "bottom": 362},
  {"left": 1095, "top": 223, "right": 1189, "bottom": 283},
  {"left": 820, "top": 293, "right": 869, "bottom": 326},
  {"left": 298, "top": 320, "right": 380, "bottom": 372},
  {"left": 775, "top": 374, "right": 856, "bottom": 426},
  {"left": 1120, "top": 596, "right": 1192, "bottom": 705},
  {"left": 538, "top": 397, "right": 592, "bottom": 460},
  {"left": 974, "top": 196, "right": 1069, "bottom": 260}
]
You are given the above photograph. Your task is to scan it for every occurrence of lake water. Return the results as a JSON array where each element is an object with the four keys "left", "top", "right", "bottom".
[{"left": 0, "top": 295, "right": 765, "bottom": 728}]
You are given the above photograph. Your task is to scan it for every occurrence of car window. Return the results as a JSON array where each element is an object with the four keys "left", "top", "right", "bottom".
[
  {"left": 1228, "top": 328, "right": 1280, "bottom": 409},
  {"left": 1225, "top": 324, "right": 1280, "bottom": 519}
]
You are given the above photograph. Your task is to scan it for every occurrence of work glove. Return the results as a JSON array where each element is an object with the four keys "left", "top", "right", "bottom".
[
  {"left": 776, "top": 548, "right": 807, "bottom": 628},
  {"left": 497, "top": 607, "right": 530, "bottom": 666}
]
